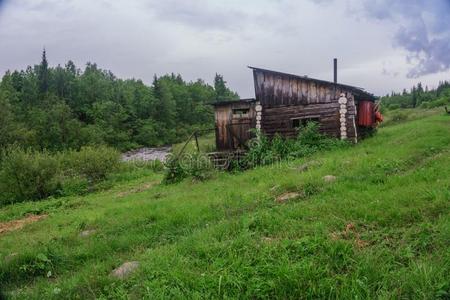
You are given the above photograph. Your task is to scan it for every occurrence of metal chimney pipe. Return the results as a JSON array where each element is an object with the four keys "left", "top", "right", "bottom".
[{"left": 333, "top": 58, "right": 337, "bottom": 84}]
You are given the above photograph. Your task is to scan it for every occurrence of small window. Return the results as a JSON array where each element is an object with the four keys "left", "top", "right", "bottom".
[
  {"left": 233, "top": 108, "right": 250, "bottom": 117},
  {"left": 292, "top": 117, "right": 319, "bottom": 129}
]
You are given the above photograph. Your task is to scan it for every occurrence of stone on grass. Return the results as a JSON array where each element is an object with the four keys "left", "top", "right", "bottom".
[
  {"left": 276, "top": 192, "right": 300, "bottom": 203},
  {"left": 323, "top": 175, "right": 337, "bottom": 183},
  {"left": 79, "top": 229, "right": 96, "bottom": 237},
  {"left": 111, "top": 261, "right": 139, "bottom": 279}
]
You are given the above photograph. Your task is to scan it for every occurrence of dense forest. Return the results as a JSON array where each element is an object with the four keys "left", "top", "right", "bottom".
[
  {"left": 0, "top": 51, "right": 239, "bottom": 151},
  {"left": 380, "top": 80, "right": 450, "bottom": 110}
]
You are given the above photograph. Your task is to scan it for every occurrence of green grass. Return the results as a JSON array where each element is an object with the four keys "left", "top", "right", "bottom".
[
  {"left": 1, "top": 111, "right": 449, "bottom": 299},
  {"left": 171, "top": 132, "right": 216, "bottom": 155}
]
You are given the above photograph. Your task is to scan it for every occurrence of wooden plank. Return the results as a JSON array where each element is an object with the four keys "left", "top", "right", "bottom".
[
  {"left": 301, "top": 81, "right": 308, "bottom": 104},
  {"left": 275, "top": 75, "right": 283, "bottom": 106},
  {"left": 267, "top": 73, "right": 275, "bottom": 107},
  {"left": 309, "top": 81, "right": 317, "bottom": 104},
  {"left": 255, "top": 71, "right": 265, "bottom": 102},
  {"left": 282, "top": 77, "right": 291, "bottom": 106}
]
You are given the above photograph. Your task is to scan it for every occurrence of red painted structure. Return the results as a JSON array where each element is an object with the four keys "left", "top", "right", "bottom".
[{"left": 358, "top": 101, "right": 375, "bottom": 127}]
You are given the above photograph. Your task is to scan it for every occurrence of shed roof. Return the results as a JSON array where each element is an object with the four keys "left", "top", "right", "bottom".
[
  {"left": 249, "top": 66, "right": 377, "bottom": 101},
  {"left": 211, "top": 98, "right": 257, "bottom": 107}
]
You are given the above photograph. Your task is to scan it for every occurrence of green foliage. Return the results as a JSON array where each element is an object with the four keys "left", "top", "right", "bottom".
[
  {"left": 0, "top": 147, "right": 60, "bottom": 205},
  {"left": 163, "top": 156, "right": 188, "bottom": 184},
  {"left": 245, "top": 122, "right": 348, "bottom": 168},
  {"left": 214, "top": 73, "right": 239, "bottom": 102},
  {"left": 0, "top": 146, "right": 121, "bottom": 205},
  {"left": 164, "top": 152, "right": 214, "bottom": 184},
  {"left": 0, "top": 51, "right": 239, "bottom": 151},
  {"left": 60, "top": 146, "right": 120, "bottom": 183},
  {"left": 382, "top": 80, "right": 450, "bottom": 110},
  {"left": 0, "top": 111, "right": 449, "bottom": 299},
  {"left": 385, "top": 111, "right": 410, "bottom": 125}
]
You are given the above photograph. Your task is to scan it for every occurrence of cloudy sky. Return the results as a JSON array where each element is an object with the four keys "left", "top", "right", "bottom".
[{"left": 1, "top": 0, "right": 450, "bottom": 97}]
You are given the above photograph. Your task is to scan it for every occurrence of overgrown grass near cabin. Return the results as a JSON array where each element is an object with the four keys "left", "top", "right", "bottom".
[
  {"left": 0, "top": 110, "right": 449, "bottom": 299},
  {"left": 171, "top": 132, "right": 216, "bottom": 156}
]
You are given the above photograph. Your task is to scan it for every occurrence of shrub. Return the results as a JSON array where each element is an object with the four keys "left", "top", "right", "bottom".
[
  {"left": 245, "top": 132, "right": 276, "bottom": 168},
  {"left": 0, "top": 146, "right": 61, "bottom": 205},
  {"left": 427, "top": 98, "right": 450, "bottom": 108},
  {"left": 244, "top": 122, "right": 347, "bottom": 168},
  {"left": 163, "top": 155, "right": 188, "bottom": 184},
  {"left": 163, "top": 152, "right": 214, "bottom": 184},
  {"left": 388, "top": 111, "right": 409, "bottom": 124},
  {"left": 60, "top": 146, "right": 120, "bottom": 183},
  {"left": 0, "top": 145, "right": 121, "bottom": 205}
]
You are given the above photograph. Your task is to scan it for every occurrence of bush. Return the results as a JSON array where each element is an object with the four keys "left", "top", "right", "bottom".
[
  {"left": 427, "top": 98, "right": 450, "bottom": 108},
  {"left": 387, "top": 111, "right": 409, "bottom": 125},
  {"left": 244, "top": 122, "right": 347, "bottom": 168},
  {"left": 0, "top": 146, "right": 61, "bottom": 205},
  {"left": 163, "top": 152, "right": 214, "bottom": 184},
  {"left": 0, "top": 145, "right": 121, "bottom": 205},
  {"left": 60, "top": 146, "right": 120, "bottom": 183}
]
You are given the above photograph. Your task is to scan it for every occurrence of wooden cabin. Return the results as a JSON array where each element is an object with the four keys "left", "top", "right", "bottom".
[
  {"left": 213, "top": 65, "right": 379, "bottom": 151},
  {"left": 213, "top": 99, "right": 258, "bottom": 151}
]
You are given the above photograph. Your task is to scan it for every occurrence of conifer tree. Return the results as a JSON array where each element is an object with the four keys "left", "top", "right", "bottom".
[{"left": 38, "top": 49, "right": 49, "bottom": 94}]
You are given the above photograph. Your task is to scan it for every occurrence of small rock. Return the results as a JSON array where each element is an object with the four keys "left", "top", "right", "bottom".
[
  {"left": 111, "top": 261, "right": 139, "bottom": 279},
  {"left": 79, "top": 229, "right": 96, "bottom": 237},
  {"left": 276, "top": 192, "right": 300, "bottom": 203},
  {"left": 323, "top": 175, "right": 337, "bottom": 183}
]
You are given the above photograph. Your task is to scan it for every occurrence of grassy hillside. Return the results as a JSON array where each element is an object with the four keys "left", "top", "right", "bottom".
[{"left": 1, "top": 110, "right": 449, "bottom": 299}]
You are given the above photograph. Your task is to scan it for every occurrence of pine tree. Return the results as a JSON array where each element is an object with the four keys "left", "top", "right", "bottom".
[
  {"left": 214, "top": 73, "right": 227, "bottom": 102},
  {"left": 38, "top": 49, "right": 49, "bottom": 94}
]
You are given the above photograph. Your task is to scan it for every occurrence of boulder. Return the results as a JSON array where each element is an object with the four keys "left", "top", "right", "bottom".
[
  {"left": 111, "top": 261, "right": 140, "bottom": 279},
  {"left": 276, "top": 192, "right": 300, "bottom": 203}
]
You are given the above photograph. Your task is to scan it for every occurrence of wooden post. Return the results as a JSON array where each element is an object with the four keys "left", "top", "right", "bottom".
[{"left": 194, "top": 132, "right": 200, "bottom": 152}]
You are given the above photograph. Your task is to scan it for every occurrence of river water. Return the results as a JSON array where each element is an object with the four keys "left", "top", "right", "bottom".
[{"left": 121, "top": 147, "right": 172, "bottom": 162}]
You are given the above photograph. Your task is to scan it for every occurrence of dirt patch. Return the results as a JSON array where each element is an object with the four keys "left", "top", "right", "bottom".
[
  {"left": 117, "top": 181, "right": 160, "bottom": 198},
  {"left": 330, "top": 223, "right": 369, "bottom": 249},
  {"left": 0, "top": 214, "right": 48, "bottom": 236}
]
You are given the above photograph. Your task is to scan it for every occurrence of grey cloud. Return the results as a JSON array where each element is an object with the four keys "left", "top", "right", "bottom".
[
  {"left": 362, "top": 0, "right": 450, "bottom": 78},
  {"left": 147, "top": 0, "right": 248, "bottom": 31}
]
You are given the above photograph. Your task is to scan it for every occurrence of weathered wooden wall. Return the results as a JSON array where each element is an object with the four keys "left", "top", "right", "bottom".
[
  {"left": 215, "top": 106, "right": 231, "bottom": 151},
  {"left": 253, "top": 69, "right": 358, "bottom": 140},
  {"left": 214, "top": 101, "right": 257, "bottom": 151},
  {"left": 253, "top": 69, "right": 350, "bottom": 107}
]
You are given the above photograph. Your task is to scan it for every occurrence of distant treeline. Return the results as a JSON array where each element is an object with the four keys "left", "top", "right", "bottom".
[
  {"left": 0, "top": 51, "right": 239, "bottom": 151},
  {"left": 381, "top": 81, "right": 450, "bottom": 110}
]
